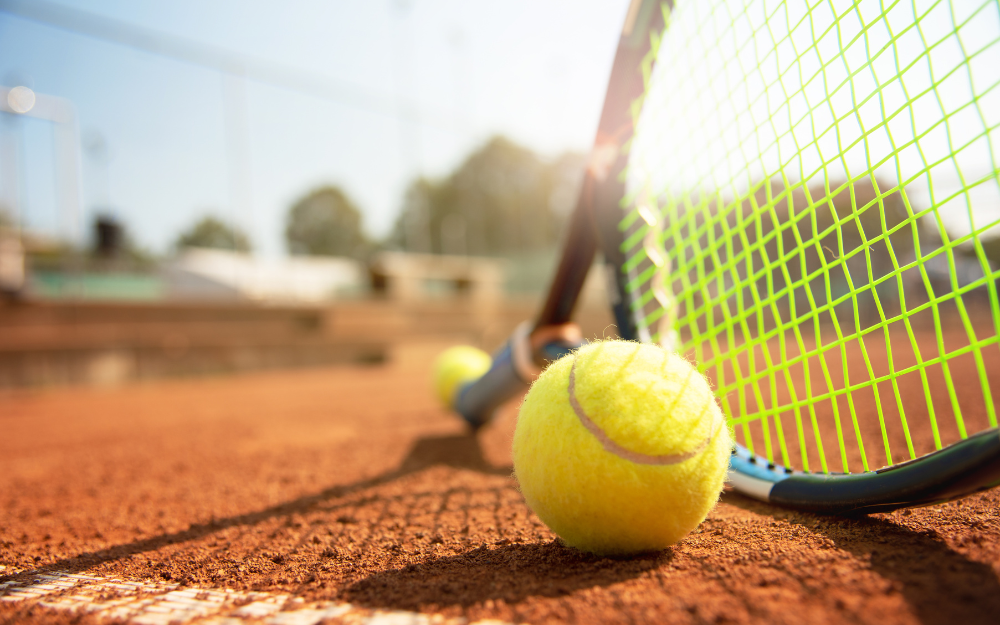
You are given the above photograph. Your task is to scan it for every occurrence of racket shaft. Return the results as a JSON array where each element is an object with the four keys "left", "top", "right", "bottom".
[
  {"left": 454, "top": 339, "right": 526, "bottom": 429},
  {"left": 455, "top": 334, "right": 581, "bottom": 428}
]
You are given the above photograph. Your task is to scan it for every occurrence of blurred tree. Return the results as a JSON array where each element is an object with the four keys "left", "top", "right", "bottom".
[
  {"left": 93, "top": 214, "right": 124, "bottom": 259},
  {"left": 285, "top": 186, "right": 367, "bottom": 258},
  {"left": 674, "top": 176, "right": 938, "bottom": 330},
  {"left": 390, "top": 136, "right": 585, "bottom": 256},
  {"left": 973, "top": 236, "right": 1000, "bottom": 267},
  {"left": 87, "top": 213, "right": 157, "bottom": 270},
  {"left": 175, "top": 216, "right": 251, "bottom": 252}
]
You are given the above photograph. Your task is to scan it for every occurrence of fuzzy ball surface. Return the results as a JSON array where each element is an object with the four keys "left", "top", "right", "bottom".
[
  {"left": 512, "top": 340, "right": 732, "bottom": 555},
  {"left": 433, "top": 346, "right": 492, "bottom": 407}
]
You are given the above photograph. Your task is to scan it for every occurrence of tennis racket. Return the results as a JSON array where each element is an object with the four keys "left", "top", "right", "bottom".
[{"left": 451, "top": 0, "right": 1000, "bottom": 514}]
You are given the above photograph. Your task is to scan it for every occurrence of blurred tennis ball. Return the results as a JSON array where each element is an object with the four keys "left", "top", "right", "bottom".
[
  {"left": 433, "top": 346, "right": 492, "bottom": 408},
  {"left": 513, "top": 340, "right": 731, "bottom": 555}
]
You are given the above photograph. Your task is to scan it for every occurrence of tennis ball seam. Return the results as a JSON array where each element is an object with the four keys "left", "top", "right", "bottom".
[{"left": 567, "top": 355, "right": 722, "bottom": 465}]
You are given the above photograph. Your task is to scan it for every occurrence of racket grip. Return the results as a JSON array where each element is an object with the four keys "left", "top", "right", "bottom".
[{"left": 454, "top": 322, "right": 582, "bottom": 429}]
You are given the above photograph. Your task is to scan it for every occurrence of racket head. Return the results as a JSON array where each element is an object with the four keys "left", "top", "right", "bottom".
[{"left": 597, "top": 0, "right": 1000, "bottom": 511}]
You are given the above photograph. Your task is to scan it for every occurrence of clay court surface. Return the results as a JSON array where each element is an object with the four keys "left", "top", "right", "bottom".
[{"left": 2, "top": 343, "right": 999, "bottom": 625}]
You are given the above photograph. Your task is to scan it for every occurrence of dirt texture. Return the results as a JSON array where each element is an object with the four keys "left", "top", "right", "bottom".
[{"left": 1, "top": 343, "right": 999, "bottom": 625}]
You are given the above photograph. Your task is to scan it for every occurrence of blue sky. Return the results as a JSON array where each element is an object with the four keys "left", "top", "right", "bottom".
[{"left": 0, "top": 0, "right": 630, "bottom": 256}]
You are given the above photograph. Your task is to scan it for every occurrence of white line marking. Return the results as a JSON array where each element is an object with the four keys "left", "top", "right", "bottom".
[{"left": 0, "top": 571, "right": 513, "bottom": 625}]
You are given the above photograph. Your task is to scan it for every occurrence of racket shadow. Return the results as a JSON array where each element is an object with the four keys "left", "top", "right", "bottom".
[
  {"left": 721, "top": 490, "right": 1000, "bottom": 625},
  {"left": 1, "top": 432, "right": 510, "bottom": 584},
  {"left": 340, "top": 541, "right": 668, "bottom": 610}
]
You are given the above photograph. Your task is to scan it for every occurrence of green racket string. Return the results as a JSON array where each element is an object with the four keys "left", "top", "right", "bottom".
[{"left": 620, "top": 0, "right": 1000, "bottom": 473}]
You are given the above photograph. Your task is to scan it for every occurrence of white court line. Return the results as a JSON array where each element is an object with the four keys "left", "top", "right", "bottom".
[{"left": 0, "top": 570, "right": 514, "bottom": 625}]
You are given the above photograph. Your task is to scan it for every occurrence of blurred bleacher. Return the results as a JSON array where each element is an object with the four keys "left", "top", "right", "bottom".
[{"left": 0, "top": 249, "right": 614, "bottom": 388}]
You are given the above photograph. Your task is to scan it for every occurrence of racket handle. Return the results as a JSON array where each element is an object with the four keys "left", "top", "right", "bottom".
[{"left": 455, "top": 322, "right": 583, "bottom": 429}]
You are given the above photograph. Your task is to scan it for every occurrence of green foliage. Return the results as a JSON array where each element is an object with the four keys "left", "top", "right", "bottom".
[
  {"left": 175, "top": 216, "right": 252, "bottom": 253},
  {"left": 21, "top": 215, "right": 157, "bottom": 273},
  {"left": 659, "top": 176, "right": 950, "bottom": 332},
  {"left": 738, "top": 177, "right": 919, "bottom": 286},
  {"left": 391, "top": 136, "right": 585, "bottom": 256},
  {"left": 975, "top": 237, "right": 1000, "bottom": 267},
  {"left": 959, "top": 232, "right": 1000, "bottom": 269},
  {"left": 285, "top": 186, "right": 367, "bottom": 258},
  {"left": 91, "top": 214, "right": 158, "bottom": 270}
]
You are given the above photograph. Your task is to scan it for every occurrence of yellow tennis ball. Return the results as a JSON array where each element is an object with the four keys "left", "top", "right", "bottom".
[
  {"left": 433, "top": 346, "right": 492, "bottom": 407},
  {"left": 512, "top": 340, "right": 731, "bottom": 555}
]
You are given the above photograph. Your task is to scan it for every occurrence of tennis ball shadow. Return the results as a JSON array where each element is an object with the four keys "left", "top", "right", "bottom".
[
  {"left": 341, "top": 541, "right": 670, "bottom": 610},
  {"left": 721, "top": 490, "right": 1000, "bottom": 625},
  {"left": 396, "top": 433, "right": 511, "bottom": 476}
]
